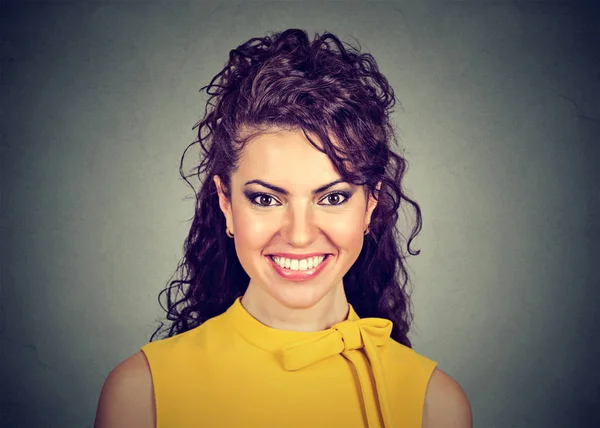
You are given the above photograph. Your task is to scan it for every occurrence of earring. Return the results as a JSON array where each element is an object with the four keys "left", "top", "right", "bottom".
[
  {"left": 226, "top": 227, "right": 234, "bottom": 238},
  {"left": 364, "top": 225, "right": 370, "bottom": 235}
]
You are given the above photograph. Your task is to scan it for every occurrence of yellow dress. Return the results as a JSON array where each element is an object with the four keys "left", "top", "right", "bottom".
[{"left": 141, "top": 297, "right": 437, "bottom": 428}]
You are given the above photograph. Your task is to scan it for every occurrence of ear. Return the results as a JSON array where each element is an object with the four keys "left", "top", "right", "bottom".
[
  {"left": 364, "top": 181, "right": 381, "bottom": 227},
  {"left": 213, "top": 175, "right": 234, "bottom": 232}
]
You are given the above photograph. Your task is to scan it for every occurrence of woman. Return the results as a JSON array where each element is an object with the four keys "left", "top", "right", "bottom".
[{"left": 95, "top": 29, "right": 472, "bottom": 428}]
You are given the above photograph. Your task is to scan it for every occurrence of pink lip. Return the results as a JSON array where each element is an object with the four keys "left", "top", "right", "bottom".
[
  {"left": 268, "top": 252, "right": 330, "bottom": 260},
  {"left": 266, "top": 255, "right": 331, "bottom": 282}
]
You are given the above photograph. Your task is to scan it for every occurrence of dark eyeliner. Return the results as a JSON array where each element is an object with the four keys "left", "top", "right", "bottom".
[
  {"left": 319, "top": 190, "right": 353, "bottom": 205},
  {"left": 243, "top": 190, "right": 279, "bottom": 207},
  {"left": 242, "top": 189, "right": 353, "bottom": 207}
]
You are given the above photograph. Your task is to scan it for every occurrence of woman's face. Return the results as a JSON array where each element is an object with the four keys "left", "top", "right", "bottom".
[{"left": 214, "top": 127, "right": 379, "bottom": 310}]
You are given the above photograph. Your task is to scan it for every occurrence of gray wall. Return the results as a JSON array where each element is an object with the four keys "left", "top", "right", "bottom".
[{"left": 2, "top": 1, "right": 598, "bottom": 427}]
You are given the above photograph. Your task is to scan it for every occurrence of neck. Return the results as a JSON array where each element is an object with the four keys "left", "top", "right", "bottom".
[{"left": 240, "top": 281, "right": 350, "bottom": 332}]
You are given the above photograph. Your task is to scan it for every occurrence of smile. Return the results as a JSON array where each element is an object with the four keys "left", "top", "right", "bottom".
[
  {"left": 271, "top": 255, "right": 326, "bottom": 270},
  {"left": 266, "top": 254, "right": 331, "bottom": 282}
]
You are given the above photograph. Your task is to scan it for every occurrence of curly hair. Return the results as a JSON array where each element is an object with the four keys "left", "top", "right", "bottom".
[{"left": 150, "top": 29, "right": 422, "bottom": 347}]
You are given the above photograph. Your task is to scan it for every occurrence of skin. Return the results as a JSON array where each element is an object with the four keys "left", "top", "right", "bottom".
[
  {"left": 214, "top": 127, "right": 379, "bottom": 332},
  {"left": 94, "top": 126, "right": 472, "bottom": 427}
]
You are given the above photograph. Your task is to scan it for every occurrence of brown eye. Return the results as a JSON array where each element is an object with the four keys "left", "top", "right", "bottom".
[
  {"left": 251, "top": 194, "right": 279, "bottom": 207},
  {"left": 320, "top": 192, "right": 350, "bottom": 206},
  {"left": 260, "top": 195, "right": 272, "bottom": 206},
  {"left": 328, "top": 194, "right": 341, "bottom": 204}
]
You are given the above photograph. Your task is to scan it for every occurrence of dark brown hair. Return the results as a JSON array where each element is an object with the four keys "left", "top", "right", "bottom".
[{"left": 151, "top": 29, "right": 422, "bottom": 347}]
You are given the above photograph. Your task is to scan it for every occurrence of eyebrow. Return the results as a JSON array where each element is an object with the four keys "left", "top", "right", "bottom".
[{"left": 243, "top": 179, "right": 347, "bottom": 195}]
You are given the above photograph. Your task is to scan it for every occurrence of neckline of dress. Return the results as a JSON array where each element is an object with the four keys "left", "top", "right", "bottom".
[{"left": 224, "top": 296, "right": 361, "bottom": 353}]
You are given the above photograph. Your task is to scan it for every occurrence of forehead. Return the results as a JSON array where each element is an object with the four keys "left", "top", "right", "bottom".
[{"left": 234, "top": 129, "right": 342, "bottom": 184}]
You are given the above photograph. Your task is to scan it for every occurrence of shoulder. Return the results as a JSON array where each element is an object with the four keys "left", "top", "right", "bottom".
[
  {"left": 385, "top": 340, "right": 437, "bottom": 378},
  {"left": 94, "top": 351, "right": 155, "bottom": 428},
  {"left": 422, "top": 368, "right": 472, "bottom": 428}
]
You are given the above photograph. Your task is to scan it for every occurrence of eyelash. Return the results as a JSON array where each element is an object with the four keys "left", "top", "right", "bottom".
[{"left": 247, "top": 191, "right": 351, "bottom": 208}]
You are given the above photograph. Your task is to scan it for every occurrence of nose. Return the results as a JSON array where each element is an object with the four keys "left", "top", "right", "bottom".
[{"left": 281, "top": 200, "right": 318, "bottom": 248}]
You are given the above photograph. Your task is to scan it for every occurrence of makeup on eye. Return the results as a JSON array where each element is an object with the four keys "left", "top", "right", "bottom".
[{"left": 242, "top": 189, "right": 354, "bottom": 207}]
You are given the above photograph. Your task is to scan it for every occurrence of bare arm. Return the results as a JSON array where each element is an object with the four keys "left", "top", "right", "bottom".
[
  {"left": 422, "top": 368, "right": 472, "bottom": 428},
  {"left": 94, "top": 351, "right": 156, "bottom": 428}
]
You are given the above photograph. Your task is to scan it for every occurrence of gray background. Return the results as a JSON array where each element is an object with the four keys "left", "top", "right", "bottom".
[{"left": 2, "top": 1, "right": 599, "bottom": 427}]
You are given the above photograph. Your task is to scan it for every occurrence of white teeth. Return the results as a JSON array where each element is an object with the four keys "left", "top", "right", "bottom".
[{"left": 272, "top": 255, "right": 326, "bottom": 271}]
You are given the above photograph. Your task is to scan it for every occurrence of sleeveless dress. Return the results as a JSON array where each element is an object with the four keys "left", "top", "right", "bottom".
[{"left": 141, "top": 297, "right": 437, "bottom": 428}]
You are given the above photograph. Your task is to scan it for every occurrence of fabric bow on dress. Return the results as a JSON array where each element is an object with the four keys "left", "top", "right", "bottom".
[{"left": 278, "top": 317, "right": 395, "bottom": 428}]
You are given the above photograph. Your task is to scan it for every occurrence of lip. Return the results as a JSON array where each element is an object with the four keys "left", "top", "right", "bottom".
[
  {"left": 266, "top": 254, "right": 331, "bottom": 282},
  {"left": 268, "top": 252, "right": 330, "bottom": 260}
]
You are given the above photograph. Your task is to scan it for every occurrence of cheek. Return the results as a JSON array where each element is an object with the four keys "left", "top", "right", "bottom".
[
  {"left": 232, "top": 210, "right": 273, "bottom": 249},
  {"left": 231, "top": 212, "right": 271, "bottom": 275},
  {"left": 323, "top": 212, "right": 365, "bottom": 252}
]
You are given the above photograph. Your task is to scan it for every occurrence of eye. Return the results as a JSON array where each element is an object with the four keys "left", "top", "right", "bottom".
[
  {"left": 319, "top": 192, "right": 350, "bottom": 206},
  {"left": 250, "top": 193, "right": 281, "bottom": 207}
]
